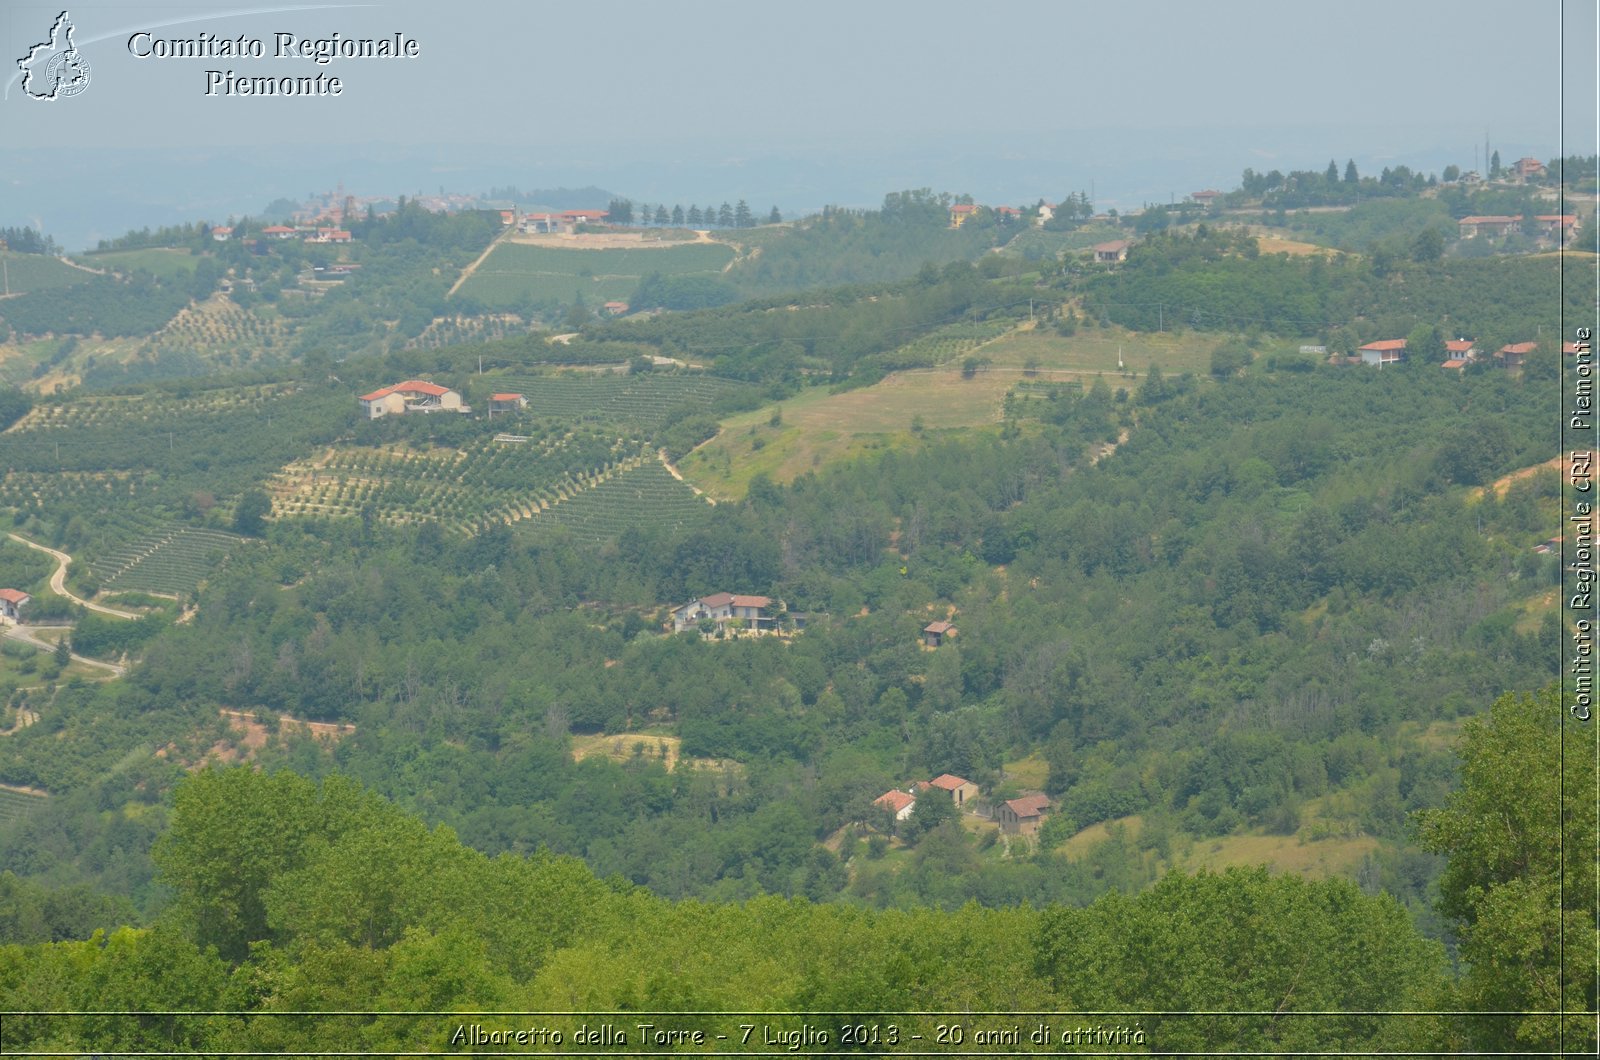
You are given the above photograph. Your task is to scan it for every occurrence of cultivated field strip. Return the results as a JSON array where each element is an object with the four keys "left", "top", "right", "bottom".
[
  {"left": 492, "top": 373, "right": 741, "bottom": 429},
  {"left": 515, "top": 461, "right": 712, "bottom": 544},
  {"left": 876, "top": 318, "right": 1018, "bottom": 369},
  {"left": 90, "top": 526, "right": 245, "bottom": 595},
  {"left": 149, "top": 298, "right": 292, "bottom": 358},
  {"left": 458, "top": 242, "right": 734, "bottom": 308},
  {"left": 405, "top": 314, "right": 535, "bottom": 350},
  {"left": 0, "top": 786, "right": 46, "bottom": 825},
  {"left": 271, "top": 430, "right": 644, "bottom": 533}
]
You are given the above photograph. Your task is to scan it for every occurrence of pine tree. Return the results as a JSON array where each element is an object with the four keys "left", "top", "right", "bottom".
[{"left": 768, "top": 206, "right": 782, "bottom": 224}]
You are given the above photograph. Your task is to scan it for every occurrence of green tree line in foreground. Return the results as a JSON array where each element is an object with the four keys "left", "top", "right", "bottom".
[{"left": 1, "top": 686, "right": 1591, "bottom": 1055}]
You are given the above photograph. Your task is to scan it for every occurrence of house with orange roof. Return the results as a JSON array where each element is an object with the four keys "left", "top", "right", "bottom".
[
  {"left": 358, "top": 380, "right": 465, "bottom": 419},
  {"left": 874, "top": 789, "right": 916, "bottom": 822},
  {"left": 0, "top": 589, "right": 31, "bottom": 622},
  {"left": 1535, "top": 215, "right": 1579, "bottom": 243},
  {"left": 1457, "top": 215, "right": 1520, "bottom": 240},
  {"left": 671, "top": 592, "right": 776, "bottom": 633},
  {"left": 949, "top": 203, "right": 980, "bottom": 228},
  {"left": 1358, "top": 339, "right": 1406, "bottom": 368},
  {"left": 488, "top": 392, "right": 527, "bottom": 415},
  {"left": 917, "top": 773, "right": 979, "bottom": 808},
  {"left": 996, "top": 793, "right": 1050, "bottom": 837},
  {"left": 1497, "top": 342, "right": 1537, "bottom": 370},
  {"left": 1092, "top": 240, "right": 1130, "bottom": 264},
  {"left": 1512, "top": 157, "right": 1546, "bottom": 182}
]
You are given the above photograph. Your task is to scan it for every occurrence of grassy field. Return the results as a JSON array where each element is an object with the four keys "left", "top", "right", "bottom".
[
  {"left": 679, "top": 324, "right": 1233, "bottom": 500},
  {"left": 0, "top": 251, "right": 87, "bottom": 296},
  {"left": 458, "top": 242, "right": 735, "bottom": 309},
  {"left": 80, "top": 248, "right": 201, "bottom": 280},
  {"left": 1054, "top": 812, "right": 1382, "bottom": 879},
  {"left": 679, "top": 367, "right": 1013, "bottom": 500}
]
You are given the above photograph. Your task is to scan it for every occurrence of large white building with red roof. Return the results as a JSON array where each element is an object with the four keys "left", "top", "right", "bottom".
[
  {"left": 671, "top": 592, "right": 776, "bottom": 632},
  {"left": 358, "top": 380, "right": 465, "bottom": 419},
  {"left": 1357, "top": 339, "right": 1406, "bottom": 368}
]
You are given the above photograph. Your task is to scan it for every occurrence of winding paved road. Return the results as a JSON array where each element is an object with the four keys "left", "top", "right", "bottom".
[
  {"left": 3, "top": 623, "right": 125, "bottom": 676},
  {"left": 6, "top": 533, "right": 139, "bottom": 618}
]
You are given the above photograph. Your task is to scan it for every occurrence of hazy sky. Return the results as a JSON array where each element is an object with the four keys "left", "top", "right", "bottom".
[
  {"left": 5, "top": 0, "right": 1592, "bottom": 149},
  {"left": 2, "top": 0, "right": 1595, "bottom": 244}
]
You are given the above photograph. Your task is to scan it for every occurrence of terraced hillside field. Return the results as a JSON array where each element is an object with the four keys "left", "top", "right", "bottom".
[
  {"left": 406, "top": 314, "right": 534, "bottom": 350},
  {"left": 147, "top": 297, "right": 293, "bottom": 360},
  {"left": 271, "top": 430, "right": 644, "bottom": 534},
  {"left": 0, "top": 383, "right": 348, "bottom": 563},
  {"left": 88, "top": 525, "right": 245, "bottom": 596},
  {"left": 458, "top": 243, "right": 734, "bottom": 309},
  {"left": 490, "top": 372, "right": 744, "bottom": 429},
  {"left": 873, "top": 318, "right": 1018, "bottom": 369},
  {"left": 0, "top": 786, "right": 46, "bottom": 825},
  {"left": 514, "top": 461, "right": 712, "bottom": 544}
]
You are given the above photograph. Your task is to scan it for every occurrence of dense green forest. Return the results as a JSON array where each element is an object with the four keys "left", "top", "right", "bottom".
[{"left": 1, "top": 684, "right": 1590, "bottom": 1055}]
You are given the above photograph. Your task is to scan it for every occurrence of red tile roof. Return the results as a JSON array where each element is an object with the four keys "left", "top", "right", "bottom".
[
  {"left": 1004, "top": 794, "right": 1050, "bottom": 818},
  {"left": 924, "top": 620, "right": 955, "bottom": 634},
  {"left": 1535, "top": 214, "right": 1578, "bottom": 225},
  {"left": 1458, "top": 215, "right": 1520, "bottom": 225},
  {"left": 0, "top": 589, "right": 30, "bottom": 604},
  {"left": 490, "top": 393, "right": 524, "bottom": 402},
  {"left": 949, "top": 204, "right": 979, "bottom": 214},
  {"left": 394, "top": 380, "right": 450, "bottom": 396},
  {"left": 1499, "top": 342, "right": 1537, "bottom": 355},
  {"left": 359, "top": 387, "right": 395, "bottom": 402},
  {"left": 1093, "top": 240, "right": 1130, "bottom": 253},
  {"left": 928, "top": 773, "right": 971, "bottom": 791},
  {"left": 699, "top": 592, "right": 734, "bottom": 608},
  {"left": 875, "top": 790, "right": 915, "bottom": 813},
  {"left": 730, "top": 594, "right": 771, "bottom": 609},
  {"left": 1445, "top": 340, "right": 1476, "bottom": 353},
  {"left": 1441, "top": 359, "right": 1467, "bottom": 370},
  {"left": 1359, "top": 339, "right": 1407, "bottom": 352}
]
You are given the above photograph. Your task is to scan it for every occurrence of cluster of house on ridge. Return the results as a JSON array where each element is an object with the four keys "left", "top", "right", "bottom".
[
  {"left": 874, "top": 773, "right": 1053, "bottom": 839},
  {"left": 211, "top": 224, "right": 352, "bottom": 244},
  {"left": 1350, "top": 338, "right": 1575, "bottom": 370},
  {"left": 357, "top": 380, "right": 536, "bottom": 420}
]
